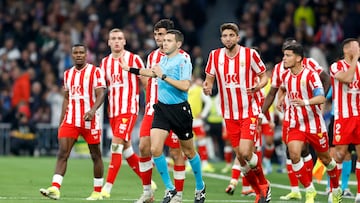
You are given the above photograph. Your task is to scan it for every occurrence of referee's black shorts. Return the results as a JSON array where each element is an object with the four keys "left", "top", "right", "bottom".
[{"left": 152, "top": 101, "right": 193, "bottom": 140}]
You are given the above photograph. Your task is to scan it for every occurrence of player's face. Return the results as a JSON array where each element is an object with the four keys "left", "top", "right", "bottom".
[
  {"left": 71, "top": 46, "right": 87, "bottom": 67},
  {"left": 163, "top": 33, "right": 179, "bottom": 55},
  {"left": 282, "top": 50, "right": 298, "bottom": 69},
  {"left": 154, "top": 28, "right": 167, "bottom": 48},
  {"left": 221, "top": 29, "right": 239, "bottom": 50},
  {"left": 108, "top": 31, "right": 126, "bottom": 53}
]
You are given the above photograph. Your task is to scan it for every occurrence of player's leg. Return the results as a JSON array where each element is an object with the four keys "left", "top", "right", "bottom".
[
  {"left": 86, "top": 139, "right": 104, "bottom": 200},
  {"left": 287, "top": 129, "right": 316, "bottom": 203},
  {"left": 102, "top": 115, "right": 137, "bottom": 197},
  {"left": 40, "top": 125, "right": 78, "bottom": 200},
  {"left": 135, "top": 115, "right": 155, "bottom": 203}
]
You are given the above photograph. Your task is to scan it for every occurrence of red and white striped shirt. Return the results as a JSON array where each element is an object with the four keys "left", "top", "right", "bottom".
[
  {"left": 100, "top": 51, "right": 145, "bottom": 117},
  {"left": 205, "top": 46, "right": 266, "bottom": 120},
  {"left": 330, "top": 59, "right": 360, "bottom": 119},
  {"left": 144, "top": 48, "right": 189, "bottom": 116},
  {"left": 272, "top": 58, "right": 323, "bottom": 122},
  {"left": 63, "top": 63, "right": 106, "bottom": 129},
  {"left": 281, "top": 68, "right": 327, "bottom": 133}
]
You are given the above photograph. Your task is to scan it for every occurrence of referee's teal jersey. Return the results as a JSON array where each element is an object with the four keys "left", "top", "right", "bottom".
[{"left": 157, "top": 53, "right": 192, "bottom": 104}]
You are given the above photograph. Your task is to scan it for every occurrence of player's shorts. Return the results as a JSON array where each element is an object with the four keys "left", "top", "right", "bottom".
[
  {"left": 193, "top": 118, "right": 206, "bottom": 138},
  {"left": 58, "top": 123, "right": 101, "bottom": 144},
  {"left": 164, "top": 132, "right": 180, "bottom": 148},
  {"left": 333, "top": 116, "right": 360, "bottom": 145},
  {"left": 224, "top": 117, "right": 258, "bottom": 148},
  {"left": 109, "top": 114, "right": 137, "bottom": 142},
  {"left": 282, "top": 120, "right": 290, "bottom": 143},
  {"left": 140, "top": 114, "right": 153, "bottom": 137},
  {"left": 287, "top": 128, "right": 329, "bottom": 153},
  {"left": 261, "top": 123, "right": 274, "bottom": 137},
  {"left": 152, "top": 101, "right": 193, "bottom": 140}
]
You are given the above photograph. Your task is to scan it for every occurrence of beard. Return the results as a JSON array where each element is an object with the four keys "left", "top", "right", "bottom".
[{"left": 225, "top": 43, "right": 236, "bottom": 51}]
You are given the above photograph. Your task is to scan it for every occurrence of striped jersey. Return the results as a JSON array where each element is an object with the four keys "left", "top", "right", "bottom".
[
  {"left": 330, "top": 59, "right": 360, "bottom": 119},
  {"left": 100, "top": 51, "right": 145, "bottom": 117},
  {"left": 62, "top": 63, "right": 106, "bottom": 129},
  {"left": 271, "top": 58, "right": 323, "bottom": 122},
  {"left": 281, "top": 68, "right": 327, "bottom": 133},
  {"left": 144, "top": 48, "right": 189, "bottom": 115},
  {"left": 205, "top": 46, "right": 266, "bottom": 120}
]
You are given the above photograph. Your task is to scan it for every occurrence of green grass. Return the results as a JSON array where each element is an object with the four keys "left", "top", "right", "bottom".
[{"left": 0, "top": 157, "right": 356, "bottom": 202}]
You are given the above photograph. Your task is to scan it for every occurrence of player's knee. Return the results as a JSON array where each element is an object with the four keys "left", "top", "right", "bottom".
[{"left": 150, "top": 146, "right": 162, "bottom": 157}]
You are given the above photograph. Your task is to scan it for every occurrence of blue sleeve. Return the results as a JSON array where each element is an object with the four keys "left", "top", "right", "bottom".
[
  {"left": 313, "top": 88, "right": 324, "bottom": 97},
  {"left": 326, "top": 86, "right": 332, "bottom": 99}
]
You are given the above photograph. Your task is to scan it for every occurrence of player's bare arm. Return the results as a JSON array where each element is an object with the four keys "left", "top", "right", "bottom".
[
  {"left": 247, "top": 72, "right": 268, "bottom": 93},
  {"left": 59, "top": 90, "right": 69, "bottom": 126},
  {"left": 291, "top": 95, "right": 326, "bottom": 107},
  {"left": 319, "top": 71, "right": 331, "bottom": 94},
  {"left": 84, "top": 87, "right": 106, "bottom": 121},
  {"left": 276, "top": 87, "right": 286, "bottom": 112}
]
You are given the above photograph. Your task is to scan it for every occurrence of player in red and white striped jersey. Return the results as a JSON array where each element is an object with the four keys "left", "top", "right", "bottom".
[
  {"left": 100, "top": 28, "right": 146, "bottom": 198},
  {"left": 130, "top": 19, "right": 188, "bottom": 203},
  {"left": 329, "top": 38, "right": 360, "bottom": 201},
  {"left": 280, "top": 42, "right": 341, "bottom": 203},
  {"left": 40, "top": 44, "right": 106, "bottom": 200},
  {"left": 261, "top": 38, "right": 331, "bottom": 201},
  {"left": 203, "top": 23, "right": 271, "bottom": 203}
]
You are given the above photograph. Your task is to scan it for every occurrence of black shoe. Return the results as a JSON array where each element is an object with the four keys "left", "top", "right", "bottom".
[
  {"left": 162, "top": 189, "right": 177, "bottom": 203},
  {"left": 194, "top": 184, "right": 206, "bottom": 203}
]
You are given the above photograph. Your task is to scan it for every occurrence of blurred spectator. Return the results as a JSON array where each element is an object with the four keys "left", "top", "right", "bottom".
[
  {"left": 10, "top": 104, "right": 37, "bottom": 156},
  {"left": 46, "top": 84, "right": 63, "bottom": 127},
  {"left": 0, "top": 36, "right": 21, "bottom": 71},
  {"left": 294, "top": 0, "right": 316, "bottom": 29},
  {"left": 10, "top": 61, "right": 31, "bottom": 108}
]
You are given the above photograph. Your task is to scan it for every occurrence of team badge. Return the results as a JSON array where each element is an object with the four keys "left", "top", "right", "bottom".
[{"left": 335, "top": 134, "right": 341, "bottom": 142}]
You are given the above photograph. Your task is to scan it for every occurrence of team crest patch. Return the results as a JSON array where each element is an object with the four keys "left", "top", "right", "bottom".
[
  {"left": 250, "top": 117, "right": 257, "bottom": 123},
  {"left": 335, "top": 134, "right": 341, "bottom": 142},
  {"left": 122, "top": 118, "right": 128, "bottom": 123},
  {"left": 112, "top": 144, "right": 119, "bottom": 152},
  {"left": 240, "top": 61, "right": 245, "bottom": 67}
]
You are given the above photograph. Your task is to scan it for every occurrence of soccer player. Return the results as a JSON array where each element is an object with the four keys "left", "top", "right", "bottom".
[
  {"left": 123, "top": 29, "right": 206, "bottom": 203},
  {"left": 99, "top": 28, "right": 146, "bottom": 199},
  {"left": 261, "top": 38, "right": 330, "bottom": 201},
  {"left": 40, "top": 44, "right": 106, "bottom": 200},
  {"left": 280, "top": 42, "right": 341, "bottom": 203},
  {"left": 130, "top": 19, "right": 187, "bottom": 203},
  {"left": 329, "top": 38, "right": 360, "bottom": 202},
  {"left": 203, "top": 22, "right": 271, "bottom": 203}
]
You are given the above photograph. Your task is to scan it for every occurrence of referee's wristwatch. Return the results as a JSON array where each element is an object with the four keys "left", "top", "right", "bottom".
[{"left": 161, "top": 74, "right": 167, "bottom": 80}]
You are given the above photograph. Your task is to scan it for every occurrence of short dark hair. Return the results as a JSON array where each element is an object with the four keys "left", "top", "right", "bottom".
[
  {"left": 283, "top": 42, "right": 304, "bottom": 59},
  {"left": 220, "top": 23, "right": 239, "bottom": 35},
  {"left": 282, "top": 37, "right": 297, "bottom": 50},
  {"left": 167, "top": 29, "right": 184, "bottom": 43},
  {"left": 72, "top": 44, "right": 87, "bottom": 51},
  {"left": 154, "top": 19, "right": 174, "bottom": 31},
  {"left": 342, "top": 38, "right": 358, "bottom": 49}
]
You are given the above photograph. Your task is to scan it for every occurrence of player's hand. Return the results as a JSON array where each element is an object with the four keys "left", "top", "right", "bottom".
[
  {"left": 84, "top": 109, "right": 95, "bottom": 121},
  {"left": 119, "top": 56, "right": 130, "bottom": 71},
  {"left": 291, "top": 98, "right": 305, "bottom": 106},
  {"left": 203, "top": 81, "right": 212, "bottom": 95},
  {"left": 151, "top": 64, "right": 162, "bottom": 77}
]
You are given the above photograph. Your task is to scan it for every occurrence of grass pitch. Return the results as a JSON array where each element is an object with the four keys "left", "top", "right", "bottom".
[{"left": 0, "top": 157, "right": 356, "bottom": 202}]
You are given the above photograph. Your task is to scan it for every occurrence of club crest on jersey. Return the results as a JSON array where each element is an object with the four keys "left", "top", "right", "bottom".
[
  {"left": 240, "top": 61, "right": 245, "bottom": 68},
  {"left": 84, "top": 73, "right": 89, "bottom": 80},
  {"left": 122, "top": 118, "right": 128, "bottom": 123}
]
